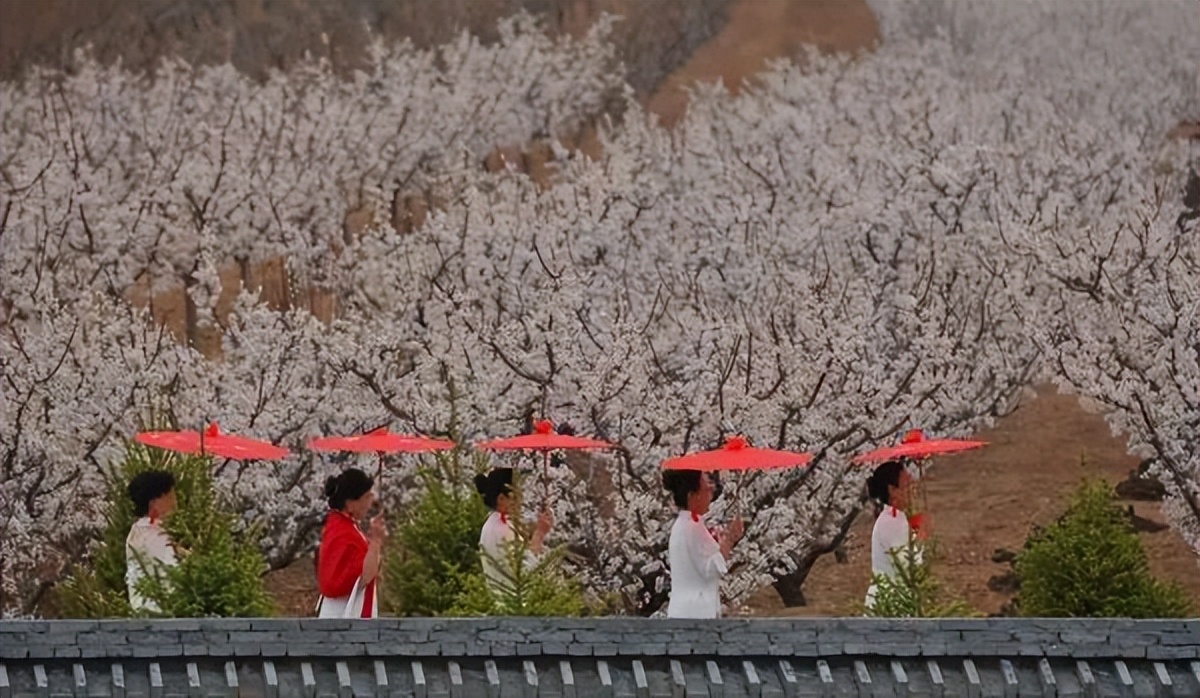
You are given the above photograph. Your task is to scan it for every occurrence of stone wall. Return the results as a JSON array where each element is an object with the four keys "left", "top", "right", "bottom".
[
  {"left": 1, "top": 618, "right": 1197, "bottom": 697},
  {"left": 3, "top": 617, "right": 1196, "bottom": 661}
]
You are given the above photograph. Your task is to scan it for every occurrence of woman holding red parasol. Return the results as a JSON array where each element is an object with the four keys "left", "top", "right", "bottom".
[
  {"left": 307, "top": 424, "right": 452, "bottom": 618},
  {"left": 131, "top": 422, "right": 289, "bottom": 615},
  {"left": 125, "top": 470, "right": 181, "bottom": 614},
  {"left": 474, "top": 468, "right": 552, "bottom": 594},
  {"left": 661, "top": 469, "right": 743, "bottom": 618},
  {"left": 315, "top": 468, "right": 387, "bottom": 619},
  {"left": 863, "top": 460, "right": 918, "bottom": 610},
  {"left": 473, "top": 419, "right": 608, "bottom": 596},
  {"left": 854, "top": 429, "right": 986, "bottom": 611},
  {"left": 659, "top": 434, "right": 810, "bottom": 618}
]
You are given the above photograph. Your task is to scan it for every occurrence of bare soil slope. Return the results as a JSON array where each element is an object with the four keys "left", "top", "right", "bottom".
[
  {"left": 748, "top": 386, "right": 1200, "bottom": 617},
  {"left": 647, "top": 0, "right": 878, "bottom": 125}
]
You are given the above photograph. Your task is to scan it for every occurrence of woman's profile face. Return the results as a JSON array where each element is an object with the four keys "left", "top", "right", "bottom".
[
  {"left": 688, "top": 474, "right": 714, "bottom": 515},
  {"left": 344, "top": 488, "right": 376, "bottom": 519},
  {"left": 889, "top": 470, "right": 913, "bottom": 510},
  {"left": 152, "top": 488, "right": 177, "bottom": 517},
  {"left": 495, "top": 490, "right": 512, "bottom": 515}
]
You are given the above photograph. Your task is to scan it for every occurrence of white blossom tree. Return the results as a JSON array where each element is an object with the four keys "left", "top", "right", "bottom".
[{"left": 863, "top": 0, "right": 1199, "bottom": 555}]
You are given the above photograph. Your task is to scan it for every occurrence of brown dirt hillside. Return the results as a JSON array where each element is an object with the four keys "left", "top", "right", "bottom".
[
  {"left": 647, "top": 0, "right": 878, "bottom": 126},
  {"left": 746, "top": 386, "right": 1200, "bottom": 617},
  {"left": 0, "top": 0, "right": 728, "bottom": 92}
]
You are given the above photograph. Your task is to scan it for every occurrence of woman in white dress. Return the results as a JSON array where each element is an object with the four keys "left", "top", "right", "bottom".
[
  {"left": 125, "top": 470, "right": 180, "bottom": 614},
  {"left": 474, "top": 468, "right": 551, "bottom": 594},
  {"left": 661, "top": 469, "right": 743, "bottom": 618},
  {"left": 864, "top": 460, "right": 918, "bottom": 610}
]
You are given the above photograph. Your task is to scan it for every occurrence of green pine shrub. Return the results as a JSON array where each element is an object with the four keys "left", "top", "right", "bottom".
[
  {"left": 450, "top": 542, "right": 585, "bottom": 617},
  {"left": 380, "top": 448, "right": 490, "bottom": 616},
  {"left": 57, "top": 441, "right": 273, "bottom": 618},
  {"left": 1015, "top": 478, "right": 1192, "bottom": 618},
  {"left": 863, "top": 537, "right": 978, "bottom": 618}
]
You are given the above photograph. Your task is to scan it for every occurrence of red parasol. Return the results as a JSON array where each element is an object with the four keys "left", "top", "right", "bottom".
[
  {"left": 477, "top": 419, "right": 615, "bottom": 503},
  {"left": 308, "top": 427, "right": 454, "bottom": 455},
  {"left": 662, "top": 435, "right": 811, "bottom": 513},
  {"left": 662, "top": 435, "right": 812, "bottom": 472},
  {"left": 135, "top": 422, "right": 290, "bottom": 461},
  {"left": 308, "top": 426, "right": 455, "bottom": 481},
  {"left": 476, "top": 420, "right": 613, "bottom": 452},
  {"left": 851, "top": 429, "right": 986, "bottom": 465}
]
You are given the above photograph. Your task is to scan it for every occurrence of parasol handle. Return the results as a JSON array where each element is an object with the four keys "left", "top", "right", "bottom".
[
  {"left": 732, "top": 471, "right": 744, "bottom": 517},
  {"left": 542, "top": 451, "right": 551, "bottom": 511}
]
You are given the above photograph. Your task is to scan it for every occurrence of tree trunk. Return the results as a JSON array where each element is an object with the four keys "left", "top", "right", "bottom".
[
  {"left": 772, "top": 554, "right": 817, "bottom": 607},
  {"left": 771, "top": 503, "right": 865, "bottom": 607}
]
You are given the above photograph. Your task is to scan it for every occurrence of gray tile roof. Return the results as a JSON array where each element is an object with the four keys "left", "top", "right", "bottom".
[{"left": 1, "top": 617, "right": 1197, "bottom": 697}]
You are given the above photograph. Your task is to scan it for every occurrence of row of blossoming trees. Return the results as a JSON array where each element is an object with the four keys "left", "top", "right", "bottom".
[{"left": 2, "top": 2, "right": 1196, "bottom": 615}]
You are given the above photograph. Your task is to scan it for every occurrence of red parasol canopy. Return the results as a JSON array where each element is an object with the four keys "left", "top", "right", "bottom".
[
  {"left": 476, "top": 419, "right": 613, "bottom": 453},
  {"left": 851, "top": 428, "right": 985, "bottom": 465},
  {"left": 308, "top": 427, "right": 454, "bottom": 455},
  {"left": 135, "top": 423, "right": 290, "bottom": 461},
  {"left": 661, "top": 435, "right": 812, "bottom": 472},
  {"left": 477, "top": 419, "right": 614, "bottom": 505}
]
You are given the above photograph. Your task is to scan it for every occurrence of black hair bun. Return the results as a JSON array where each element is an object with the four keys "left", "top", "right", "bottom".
[
  {"left": 474, "top": 473, "right": 488, "bottom": 494},
  {"left": 324, "top": 475, "right": 339, "bottom": 499}
]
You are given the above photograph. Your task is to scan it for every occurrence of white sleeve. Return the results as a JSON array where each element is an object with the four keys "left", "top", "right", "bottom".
[
  {"left": 687, "top": 523, "right": 727, "bottom": 580},
  {"left": 129, "top": 523, "right": 177, "bottom": 568},
  {"left": 145, "top": 527, "right": 178, "bottom": 566},
  {"left": 878, "top": 515, "right": 917, "bottom": 567}
]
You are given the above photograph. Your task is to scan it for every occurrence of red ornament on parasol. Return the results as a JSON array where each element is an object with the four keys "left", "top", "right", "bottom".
[
  {"left": 477, "top": 419, "right": 615, "bottom": 503},
  {"left": 308, "top": 426, "right": 455, "bottom": 481},
  {"left": 851, "top": 429, "right": 986, "bottom": 465},
  {"left": 135, "top": 422, "right": 290, "bottom": 461}
]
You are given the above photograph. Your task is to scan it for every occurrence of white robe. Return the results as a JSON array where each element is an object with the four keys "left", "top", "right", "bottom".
[
  {"left": 125, "top": 517, "right": 178, "bottom": 613},
  {"left": 479, "top": 511, "right": 538, "bottom": 594},
  {"left": 865, "top": 505, "right": 919, "bottom": 609},
  {"left": 317, "top": 578, "right": 377, "bottom": 619},
  {"left": 666, "top": 511, "right": 727, "bottom": 619}
]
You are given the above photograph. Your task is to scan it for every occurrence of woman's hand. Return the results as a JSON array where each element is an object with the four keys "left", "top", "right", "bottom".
[
  {"left": 530, "top": 509, "right": 553, "bottom": 555},
  {"left": 719, "top": 517, "right": 744, "bottom": 559},
  {"left": 362, "top": 515, "right": 387, "bottom": 585},
  {"left": 535, "top": 510, "right": 553, "bottom": 537},
  {"left": 727, "top": 517, "right": 744, "bottom": 543},
  {"left": 368, "top": 515, "right": 388, "bottom": 544}
]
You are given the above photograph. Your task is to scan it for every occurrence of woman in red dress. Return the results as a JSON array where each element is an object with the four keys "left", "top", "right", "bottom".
[{"left": 316, "top": 468, "right": 386, "bottom": 618}]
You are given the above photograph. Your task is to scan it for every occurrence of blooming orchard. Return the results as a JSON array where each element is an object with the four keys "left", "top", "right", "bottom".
[
  {"left": 2, "top": 2, "right": 1196, "bottom": 615},
  {"left": 0, "top": 16, "right": 626, "bottom": 612}
]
